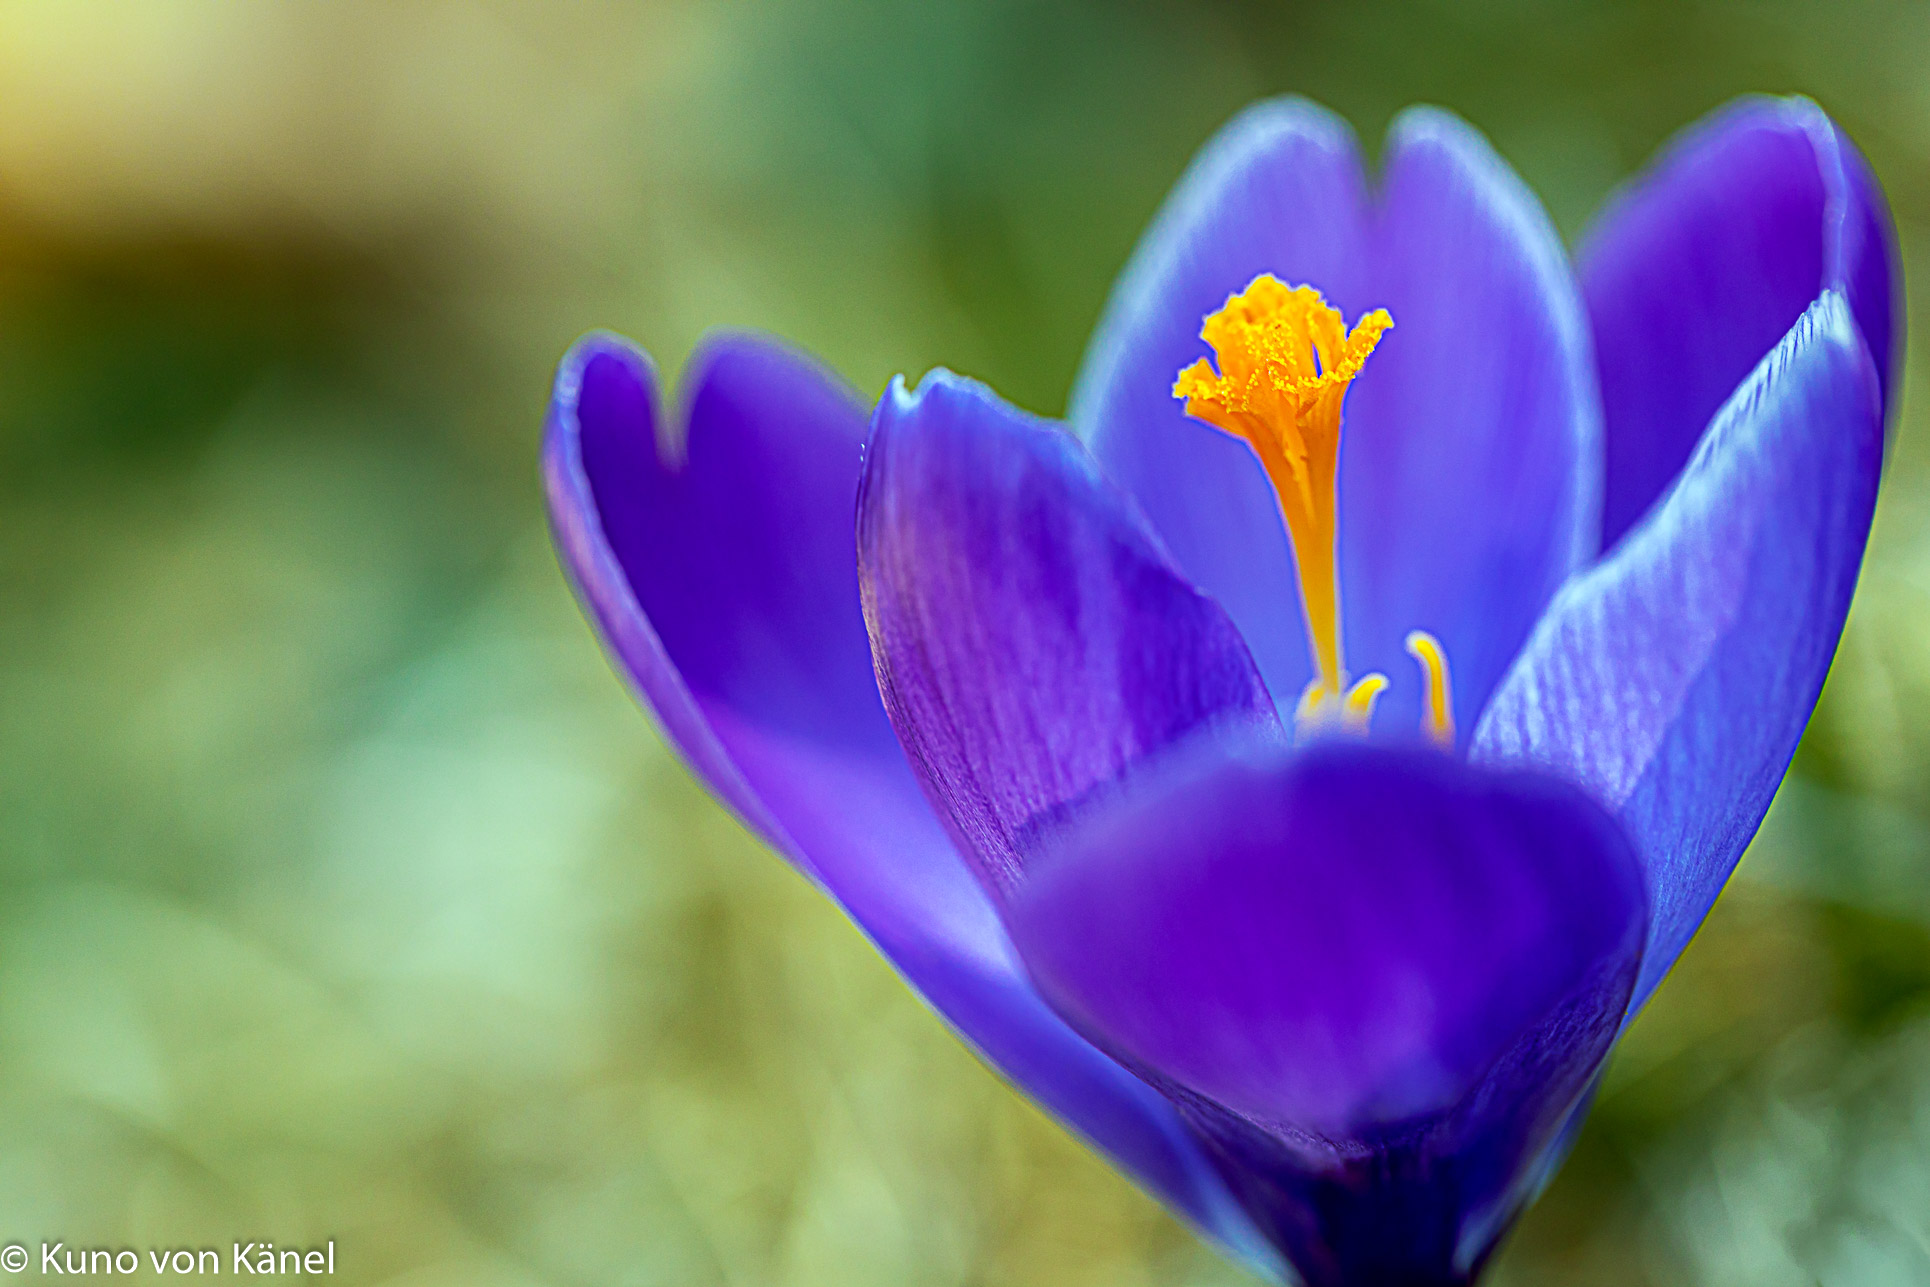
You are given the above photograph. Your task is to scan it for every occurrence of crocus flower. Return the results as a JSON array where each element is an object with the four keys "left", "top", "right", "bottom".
[{"left": 544, "top": 95, "right": 1898, "bottom": 1286}]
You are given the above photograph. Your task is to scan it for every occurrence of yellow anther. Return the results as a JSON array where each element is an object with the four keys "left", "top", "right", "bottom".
[
  {"left": 1405, "top": 630, "right": 1455, "bottom": 748},
  {"left": 1294, "top": 678, "right": 1327, "bottom": 730},
  {"left": 1173, "top": 275, "right": 1391, "bottom": 710},
  {"left": 1292, "top": 671, "right": 1388, "bottom": 740},
  {"left": 1341, "top": 673, "right": 1387, "bottom": 733}
]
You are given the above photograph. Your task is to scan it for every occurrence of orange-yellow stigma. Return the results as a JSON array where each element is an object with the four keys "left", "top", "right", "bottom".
[{"left": 1173, "top": 275, "right": 1391, "bottom": 719}]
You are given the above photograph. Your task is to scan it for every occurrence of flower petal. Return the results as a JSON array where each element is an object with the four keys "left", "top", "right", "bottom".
[
  {"left": 556, "top": 332, "right": 890, "bottom": 823},
  {"left": 1072, "top": 99, "right": 1599, "bottom": 737},
  {"left": 1339, "top": 108, "right": 1601, "bottom": 737},
  {"left": 1581, "top": 95, "right": 1901, "bottom": 550},
  {"left": 544, "top": 332, "right": 1268, "bottom": 1266},
  {"left": 1471, "top": 292, "right": 1883, "bottom": 1014},
  {"left": 1006, "top": 739, "right": 1644, "bottom": 1285},
  {"left": 858, "top": 369, "right": 1281, "bottom": 899}
]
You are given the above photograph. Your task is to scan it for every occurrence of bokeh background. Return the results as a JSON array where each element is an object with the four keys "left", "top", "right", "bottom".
[{"left": 1, "top": 2, "right": 1927, "bottom": 1283}]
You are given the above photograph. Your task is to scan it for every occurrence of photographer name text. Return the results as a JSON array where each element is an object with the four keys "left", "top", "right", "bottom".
[{"left": 1, "top": 1243, "right": 335, "bottom": 1276}]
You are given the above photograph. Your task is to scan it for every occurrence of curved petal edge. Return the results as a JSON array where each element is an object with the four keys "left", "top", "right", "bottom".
[
  {"left": 1581, "top": 95, "right": 1901, "bottom": 549},
  {"left": 1472, "top": 291, "right": 1883, "bottom": 1013},
  {"left": 1008, "top": 739, "right": 1645, "bottom": 1286},
  {"left": 858, "top": 368, "right": 1282, "bottom": 899}
]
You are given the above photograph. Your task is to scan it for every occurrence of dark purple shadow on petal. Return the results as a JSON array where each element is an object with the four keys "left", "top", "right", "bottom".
[
  {"left": 543, "top": 333, "right": 1273, "bottom": 1272},
  {"left": 1007, "top": 740, "right": 1645, "bottom": 1287},
  {"left": 1581, "top": 95, "right": 1902, "bottom": 551},
  {"left": 1471, "top": 293, "right": 1883, "bottom": 1015},
  {"left": 857, "top": 369, "right": 1282, "bottom": 898},
  {"left": 1071, "top": 98, "right": 1599, "bottom": 739}
]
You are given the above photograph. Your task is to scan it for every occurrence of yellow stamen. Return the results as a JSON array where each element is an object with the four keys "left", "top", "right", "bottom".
[
  {"left": 1293, "top": 678, "right": 1327, "bottom": 729},
  {"left": 1293, "top": 670, "right": 1390, "bottom": 739},
  {"left": 1341, "top": 674, "right": 1387, "bottom": 733},
  {"left": 1405, "top": 630, "right": 1455, "bottom": 748},
  {"left": 1173, "top": 275, "right": 1391, "bottom": 710}
]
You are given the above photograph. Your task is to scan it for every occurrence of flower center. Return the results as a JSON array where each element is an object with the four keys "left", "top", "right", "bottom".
[{"left": 1172, "top": 274, "right": 1452, "bottom": 746}]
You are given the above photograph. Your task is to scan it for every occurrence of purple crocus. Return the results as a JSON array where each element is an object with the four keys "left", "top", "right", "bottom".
[{"left": 544, "top": 95, "right": 1898, "bottom": 1285}]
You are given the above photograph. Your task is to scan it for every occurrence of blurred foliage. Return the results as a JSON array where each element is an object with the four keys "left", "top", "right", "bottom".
[{"left": 0, "top": 1, "right": 1926, "bottom": 1283}]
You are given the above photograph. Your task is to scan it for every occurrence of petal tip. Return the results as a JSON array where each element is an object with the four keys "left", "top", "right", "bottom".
[
  {"left": 1215, "top": 93, "right": 1359, "bottom": 161},
  {"left": 1381, "top": 103, "right": 1577, "bottom": 284},
  {"left": 890, "top": 365, "right": 964, "bottom": 411},
  {"left": 1785, "top": 288, "right": 1881, "bottom": 417},
  {"left": 879, "top": 366, "right": 1058, "bottom": 444},
  {"left": 553, "top": 329, "right": 655, "bottom": 412},
  {"left": 1382, "top": 101, "right": 1481, "bottom": 153},
  {"left": 543, "top": 330, "right": 661, "bottom": 502}
]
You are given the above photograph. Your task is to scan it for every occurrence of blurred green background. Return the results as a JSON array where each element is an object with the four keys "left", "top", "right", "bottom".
[{"left": 0, "top": 2, "right": 1926, "bottom": 1283}]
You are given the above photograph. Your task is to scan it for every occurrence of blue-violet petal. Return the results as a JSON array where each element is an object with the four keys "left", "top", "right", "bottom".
[
  {"left": 1472, "top": 292, "right": 1883, "bottom": 1014},
  {"left": 1580, "top": 95, "right": 1900, "bottom": 549},
  {"left": 1008, "top": 739, "right": 1645, "bottom": 1287},
  {"left": 858, "top": 369, "right": 1280, "bottom": 898}
]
